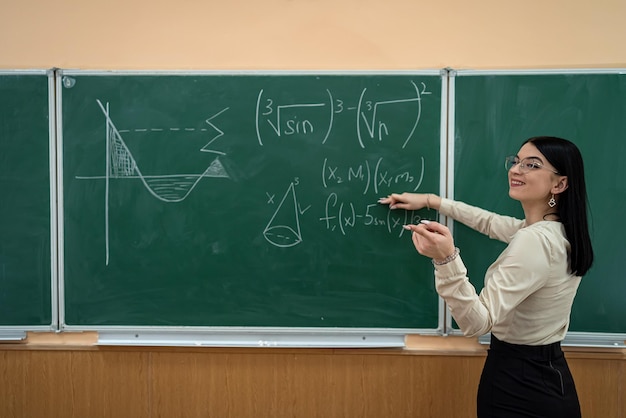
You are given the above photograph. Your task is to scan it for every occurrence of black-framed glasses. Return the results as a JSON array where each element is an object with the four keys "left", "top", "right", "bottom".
[{"left": 504, "top": 156, "right": 559, "bottom": 174}]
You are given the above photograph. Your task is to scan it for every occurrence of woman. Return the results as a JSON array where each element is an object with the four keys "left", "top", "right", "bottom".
[{"left": 379, "top": 136, "right": 593, "bottom": 418}]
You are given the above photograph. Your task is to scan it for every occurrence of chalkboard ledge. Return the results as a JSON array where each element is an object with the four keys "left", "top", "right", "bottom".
[{"left": 0, "top": 332, "right": 623, "bottom": 360}]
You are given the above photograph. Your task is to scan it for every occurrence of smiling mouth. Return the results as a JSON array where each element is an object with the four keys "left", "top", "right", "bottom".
[{"left": 510, "top": 179, "right": 525, "bottom": 186}]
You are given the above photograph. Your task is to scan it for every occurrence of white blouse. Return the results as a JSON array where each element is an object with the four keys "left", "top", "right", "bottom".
[{"left": 434, "top": 198, "right": 581, "bottom": 345}]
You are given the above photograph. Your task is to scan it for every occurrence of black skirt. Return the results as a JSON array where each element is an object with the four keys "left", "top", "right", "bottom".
[{"left": 477, "top": 334, "right": 581, "bottom": 418}]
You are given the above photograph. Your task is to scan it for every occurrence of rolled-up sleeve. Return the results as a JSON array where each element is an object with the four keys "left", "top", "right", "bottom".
[
  {"left": 434, "top": 256, "right": 492, "bottom": 337},
  {"left": 434, "top": 228, "right": 552, "bottom": 338}
]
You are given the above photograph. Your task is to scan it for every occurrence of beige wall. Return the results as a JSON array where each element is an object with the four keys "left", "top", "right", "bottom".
[{"left": 1, "top": 0, "right": 625, "bottom": 70}]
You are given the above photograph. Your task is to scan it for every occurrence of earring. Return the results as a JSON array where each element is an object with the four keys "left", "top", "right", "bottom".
[{"left": 548, "top": 194, "right": 557, "bottom": 208}]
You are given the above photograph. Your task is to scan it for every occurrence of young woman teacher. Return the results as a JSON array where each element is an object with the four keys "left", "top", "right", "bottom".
[{"left": 379, "top": 136, "right": 594, "bottom": 418}]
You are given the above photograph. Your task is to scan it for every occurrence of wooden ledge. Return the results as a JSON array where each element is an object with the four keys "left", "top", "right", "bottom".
[{"left": 404, "top": 335, "right": 486, "bottom": 355}]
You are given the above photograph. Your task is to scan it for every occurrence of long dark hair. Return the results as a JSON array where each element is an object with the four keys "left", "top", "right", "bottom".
[{"left": 524, "top": 136, "right": 594, "bottom": 276}]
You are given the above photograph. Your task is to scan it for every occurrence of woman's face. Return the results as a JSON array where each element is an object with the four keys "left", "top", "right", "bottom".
[{"left": 507, "top": 142, "right": 561, "bottom": 205}]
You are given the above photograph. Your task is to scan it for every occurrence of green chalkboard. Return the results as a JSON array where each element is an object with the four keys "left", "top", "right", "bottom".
[
  {"left": 452, "top": 70, "right": 626, "bottom": 335},
  {"left": 60, "top": 71, "right": 443, "bottom": 330},
  {"left": 0, "top": 71, "right": 53, "bottom": 328}
]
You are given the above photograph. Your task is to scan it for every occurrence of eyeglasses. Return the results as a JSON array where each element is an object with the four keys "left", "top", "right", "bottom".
[{"left": 504, "top": 156, "right": 559, "bottom": 174}]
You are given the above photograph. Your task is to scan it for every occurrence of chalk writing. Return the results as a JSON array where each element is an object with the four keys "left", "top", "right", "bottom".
[
  {"left": 255, "top": 81, "right": 431, "bottom": 149},
  {"left": 319, "top": 193, "right": 423, "bottom": 237},
  {"left": 321, "top": 156, "right": 425, "bottom": 194},
  {"left": 73, "top": 78, "right": 435, "bottom": 258}
]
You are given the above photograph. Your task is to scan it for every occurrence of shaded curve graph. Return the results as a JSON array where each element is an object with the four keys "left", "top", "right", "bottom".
[
  {"left": 96, "top": 100, "right": 230, "bottom": 202},
  {"left": 81, "top": 101, "right": 232, "bottom": 265}
]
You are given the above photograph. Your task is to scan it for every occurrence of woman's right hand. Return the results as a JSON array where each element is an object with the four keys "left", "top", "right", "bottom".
[{"left": 378, "top": 193, "right": 440, "bottom": 211}]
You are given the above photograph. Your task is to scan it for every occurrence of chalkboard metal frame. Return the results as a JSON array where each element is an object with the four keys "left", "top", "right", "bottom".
[
  {"left": 447, "top": 68, "right": 626, "bottom": 348},
  {"left": 56, "top": 70, "right": 448, "bottom": 347},
  {"left": 0, "top": 69, "right": 59, "bottom": 340}
]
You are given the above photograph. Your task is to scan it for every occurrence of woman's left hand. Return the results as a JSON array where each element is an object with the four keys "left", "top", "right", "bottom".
[{"left": 404, "top": 221, "right": 456, "bottom": 263}]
